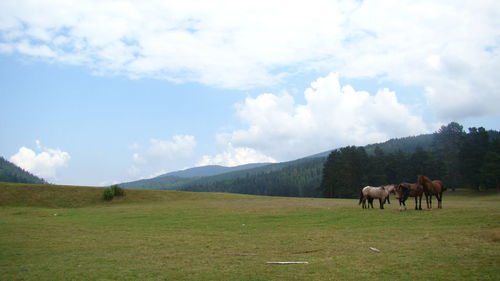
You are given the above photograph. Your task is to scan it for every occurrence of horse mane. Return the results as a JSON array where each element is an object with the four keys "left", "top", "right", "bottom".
[{"left": 417, "top": 175, "right": 431, "bottom": 183}]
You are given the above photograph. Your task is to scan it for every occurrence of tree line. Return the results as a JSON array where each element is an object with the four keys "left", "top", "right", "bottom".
[
  {"left": 181, "top": 158, "right": 324, "bottom": 197},
  {"left": 320, "top": 122, "right": 500, "bottom": 198}
]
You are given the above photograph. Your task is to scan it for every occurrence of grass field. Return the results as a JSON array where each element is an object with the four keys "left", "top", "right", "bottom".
[{"left": 1, "top": 182, "right": 499, "bottom": 280}]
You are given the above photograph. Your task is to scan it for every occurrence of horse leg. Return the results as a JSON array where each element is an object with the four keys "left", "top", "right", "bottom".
[
  {"left": 399, "top": 199, "right": 406, "bottom": 211},
  {"left": 379, "top": 198, "right": 384, "bottom": 209},
  {"left": 418, "top": 195, "right": 422, "bottom": 210},
  {"left": 414, "top": 196, "right": 418, "bottom": 210},
  {"left": 368, "top": 197, "right": 374, "bottom": 208},
  {"left": 425, "top": 194, "right": 432, "bottom": 209},
  {"left": 437, "top": 192, "right": 442, "bottom": 209}
]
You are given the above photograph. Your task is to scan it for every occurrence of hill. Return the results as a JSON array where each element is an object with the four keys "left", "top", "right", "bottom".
[
  {"left": 120, "top": 163, "right": 271, "bottom": 189},
  {"left": 159, "top": 163, "right": 271, "bottom": 178},
  {"left": 120, "top": 125, "right": 500, "bottom": 197},
  {"left": 0, "top": 182, "right": 237, "bottom": 208},
  {"left": 0, "top": 157, "right": 46, "bottom": 184}
]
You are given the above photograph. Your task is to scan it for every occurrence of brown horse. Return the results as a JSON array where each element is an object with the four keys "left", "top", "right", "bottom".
[
  {"left": 394, "top": 183, "right": 424, "bottom": 211},
  {"left": 359, "top": 186, "right": 390, "bottom": 209},
  {"left": 417, "top": 175, "right": 446, "bottom": 209}
]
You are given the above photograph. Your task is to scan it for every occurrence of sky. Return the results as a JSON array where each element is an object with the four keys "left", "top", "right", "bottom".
[{"left": 1, "top": 0, "right": 499, "bottom": 186}]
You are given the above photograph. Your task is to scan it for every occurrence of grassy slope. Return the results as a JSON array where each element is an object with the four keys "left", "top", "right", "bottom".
[{"left": 1, "top": 183, "right": 499, "bottom": 281}]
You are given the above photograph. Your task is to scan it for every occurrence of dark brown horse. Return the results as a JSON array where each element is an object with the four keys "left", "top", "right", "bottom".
[
  {"left": 417, "top": 175, "right": 446, "bottom": 209},
  {"left": 394, "top": 183, "right": 424, "bottom": 211}
]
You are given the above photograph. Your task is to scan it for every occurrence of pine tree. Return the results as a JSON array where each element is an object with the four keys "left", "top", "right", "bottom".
[
  {"left": 480, "top": 139, "right": 500, "bottom": 190},
  {"left": 459, "top": 127, "right": 489, "bottom": 189},
  {"left": 433, "top": 122, "right": 465, "bottom": 187}
]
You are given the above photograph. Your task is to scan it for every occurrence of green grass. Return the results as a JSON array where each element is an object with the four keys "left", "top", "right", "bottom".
[{"left": 1, "top": 182, "right": 499, "bottom": 280}]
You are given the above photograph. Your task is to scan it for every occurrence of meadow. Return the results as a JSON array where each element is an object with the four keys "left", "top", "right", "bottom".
[{"left": 1, "top": 182, "right": 499, "bottom": 280}]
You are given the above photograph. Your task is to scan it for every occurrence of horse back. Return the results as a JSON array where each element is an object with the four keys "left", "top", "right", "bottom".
[
  {"left": 365, "top": 186, "right": 388, "bottom": 198},
  {"left": 418, "top": 175, "right": 438, "bottom": 194},
  {"left": 407, "top": 183, "right": 423, "bottom": 196},
  {"left": 432, "top": 180, "right": 446, "bottom": 191}
]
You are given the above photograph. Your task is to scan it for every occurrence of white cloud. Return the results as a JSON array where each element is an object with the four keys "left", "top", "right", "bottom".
[
  {"left": 0, "top": 0, "right": 499, "bottom": 119},
  {"left": 218, "top": 73, "right": 430, "bottom": 160},
  {"left": 327, "top": 0, "right": 500, "bottom": 119},
  {"left": 129, "top": 135, "right": 196, "bottom": 178},
  {"left": 197, "top": 145, "right": 277, "bottom": 167},
  {"left": 10, "top": 141, "right": 70, "bottom": 180}
]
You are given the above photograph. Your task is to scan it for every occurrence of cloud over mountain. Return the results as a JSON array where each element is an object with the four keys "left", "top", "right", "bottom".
[
  {"left": 10, "top": 140, "right": 70, "bottom": 180},
  {"left": 217, "top": 73, "right": 429, "bottom": 160},
  {"left": 129, "top": 135, "right": 196, "bottom": 178}
]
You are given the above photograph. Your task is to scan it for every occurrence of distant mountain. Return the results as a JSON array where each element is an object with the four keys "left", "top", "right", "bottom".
[
  {"left": 0, "top": 157, "right": 47, "bottom": 184},
  {"left": 119, "top": 133, "right": 439, "bottom": 195},
  {"left": 158, "top": 163, "right": 271, "bottom": 178},
  {"left": 120, "top": 162, "right": 271, "bottom": 189},
  {"left": 181, "top": 157, "right": 325, "bottom": 197}
]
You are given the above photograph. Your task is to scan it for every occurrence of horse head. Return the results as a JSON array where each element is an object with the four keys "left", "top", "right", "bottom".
[
  {"left": 395, "top": 183, "right": 411, "bottom": 199},
  {"left": 389, "top": 185, "right": 396, "bottom": 195}
]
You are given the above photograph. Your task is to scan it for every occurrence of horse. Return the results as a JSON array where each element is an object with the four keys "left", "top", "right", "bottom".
[
  {"left": 417, "top": 175, "right": 446, "bottom": 209},
  {"left": 358, "top": 186, "right": 390, "bottom": 209},
  {"left": 358, "top": 185, "right": 395, "bottom": 208},
  {"left": 394, "top": 183, "right": 424, "bottom": 211}
]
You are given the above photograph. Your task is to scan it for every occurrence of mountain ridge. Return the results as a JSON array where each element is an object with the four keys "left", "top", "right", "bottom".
[{"left": 157, "top": 163, "right": 271, "bottom": 178}]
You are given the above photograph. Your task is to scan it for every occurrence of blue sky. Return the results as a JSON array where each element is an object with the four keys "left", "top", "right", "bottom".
[{"left": 1, "top": 1, "right": 499, "bottom": 186}]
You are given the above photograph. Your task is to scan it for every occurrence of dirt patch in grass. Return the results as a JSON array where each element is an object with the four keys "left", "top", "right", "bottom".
[{"left": 481, "top": 228, "right": 500, "bottom": 242}]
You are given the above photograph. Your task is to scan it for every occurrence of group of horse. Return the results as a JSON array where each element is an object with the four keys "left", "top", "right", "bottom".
[{"left": 359, "top": 175, "right": 447, "bottom": 211}]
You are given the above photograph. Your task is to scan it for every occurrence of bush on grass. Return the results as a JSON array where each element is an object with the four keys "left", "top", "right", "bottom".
[
  {"left": 102, "top": 185, "right": 126, "bottom": 201},
  {"left": 102, "top": 188, "right": 115, "bottom": 201},
  {"left": 110, "top": 185, "right": 125, "bottom": 197}
]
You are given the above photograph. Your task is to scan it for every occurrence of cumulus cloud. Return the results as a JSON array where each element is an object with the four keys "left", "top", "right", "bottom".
[
  {"left": 0, "top": 0, "right": 499, "bottom": 119},
  {"left": 197, "top": 145, "right": 277, "bottom": 167},
  {"left": 10, "top": 140, "right": 70, "bottom": 180},
  {"left": 327, "top": 0, "right": 500, "bottom": 119},
  {"left": 218, "top": 73, "right": 430, "bottom": 160},
  {"left": 129, "top": 135, "right": 196, "bottom": 178}
]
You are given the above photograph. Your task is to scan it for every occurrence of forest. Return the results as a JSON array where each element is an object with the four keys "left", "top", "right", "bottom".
[
  {"left": 0, "top": 157, "right": 47, "bottom": 184},
  {"left": 181, "top": 157, "right": 324, "bottom": 197},
  {"left": 320, "top": 122, "right": 500, "bottom": 198}
]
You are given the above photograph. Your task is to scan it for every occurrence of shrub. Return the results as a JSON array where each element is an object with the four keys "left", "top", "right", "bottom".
[
  {"left": 102, "top": 185, "right": 126, "bottom": 201},
  {"left": 110, "top": 185, "right": 125, "bottom": 197},
  {"left": 102, "top": 188, "right": 115, "bottom": 201}
]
